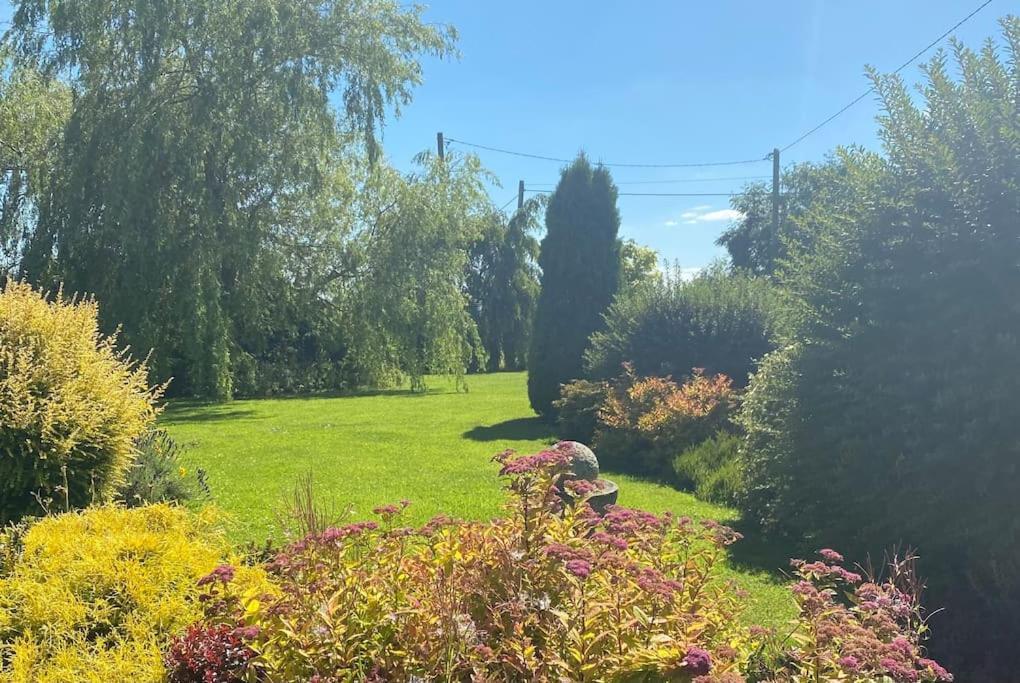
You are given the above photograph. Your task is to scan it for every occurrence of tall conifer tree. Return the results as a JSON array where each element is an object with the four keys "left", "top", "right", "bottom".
[{"left": 528, "top": 154, "right": 620, "bottom": 416}]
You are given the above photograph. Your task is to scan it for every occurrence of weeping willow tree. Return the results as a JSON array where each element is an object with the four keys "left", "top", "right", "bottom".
[
  {"left": 345, "top": 151, "right": 492, "bottom": 391},
  {"left": 466, "top": 196, "right": 543, "bottom": 372},
  {"left": 0, "top": 51, "right": 70, "bottom": 278},
  {"left": 6, "top": 0, "right": 456, "bottom": 399}
]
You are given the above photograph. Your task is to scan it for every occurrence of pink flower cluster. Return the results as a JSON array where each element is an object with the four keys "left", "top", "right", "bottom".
[
  {"left": 196, "top": 564, "right": 235, "bottom": 587},
  {"left": 775, "top": 550, "right": 953, "bottom": 682},
  {"left": 372, "top": 500, "right": 411, "bottom": 518},
  {"left": 495, "top": 447, "right": 571, "bottom": 476}
]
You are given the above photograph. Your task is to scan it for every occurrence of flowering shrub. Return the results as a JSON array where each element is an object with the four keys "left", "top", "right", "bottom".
[
  {"left": 596, "top": 364, "right": 738, "bottom": 477},
  {"left": 177, "top": 442, "right": 751, "bottom": 681},
  {"left": 0, "top": 504, "right": 268, "bottom": 682},
  {"left": 753, "top": 549, "right": 954, "bottom": 682},
  {"left": 172, "top": 446, "right": 952, "bottom": 682}
]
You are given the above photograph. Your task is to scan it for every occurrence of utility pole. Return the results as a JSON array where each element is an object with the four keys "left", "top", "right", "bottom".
[
  {"left": 437, "top": 132, "right": 445, "bottom": 161},
  {"left": 518, "top": 180, "right": 525, "bottom": 210},
  {"left": 771, "top": 147, "right": 780, "bottom": 241}
]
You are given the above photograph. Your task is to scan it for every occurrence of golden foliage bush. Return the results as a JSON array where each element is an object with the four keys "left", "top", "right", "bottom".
[
  {"left": 0, "top": 281, "right": 164, "bottom": 522},
  {"left": 0, "top": 504, "right": 268, "bottom": 683}
]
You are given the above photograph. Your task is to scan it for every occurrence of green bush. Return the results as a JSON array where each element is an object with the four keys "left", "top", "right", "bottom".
[
  {"left": 552, "top": 379, "right": 610, "bottom": 443},
  {"left": 584, "top": 264, "right": 777, "bottom": 386},
  {"left": 0, "top": 282, "right": 164, "bottom": 523},
  {"left": 739, "top": 21, "right": 1020, "bottom": 679},
  {"left": 117, "top": 430, "right": 210, "bottom": 507},
  {"left": 672, "top": 431, "right": 744, "bottom": 506}
]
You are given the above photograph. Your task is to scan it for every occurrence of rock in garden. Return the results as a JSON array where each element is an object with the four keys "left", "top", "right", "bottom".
[{"left": 555, "top": 440, "right": 600, "bottom": 481}]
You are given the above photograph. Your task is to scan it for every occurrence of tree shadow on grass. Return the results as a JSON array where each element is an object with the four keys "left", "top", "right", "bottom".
[
  {"left": 265, "top": 386, "right": 457, "bottom": 401},
  {"left": 726, "top": 518, "right": 804, "bottom": 579},
  {"left": 463, "top": 417, "right": 556, "bottom": 442},
  {"left": 160, "top": 403, "right": 260, "bottom": 425}
]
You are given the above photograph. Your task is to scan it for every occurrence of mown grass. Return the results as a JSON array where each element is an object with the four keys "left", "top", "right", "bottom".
[{"left": 161, "top": 371, "right": 795, "bottom": 626}]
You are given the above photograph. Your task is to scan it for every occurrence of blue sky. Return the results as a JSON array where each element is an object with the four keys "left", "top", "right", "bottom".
[
  {"left": 377, "top": 0, "right": 1007, "bottom": 270},
  {"left": 1, "top": 1, "right": 1007, "bottom": 270}
]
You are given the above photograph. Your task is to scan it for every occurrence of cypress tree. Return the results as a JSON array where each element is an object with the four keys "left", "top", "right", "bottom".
[{"left": 528, "top": 154, "right": 620, "bottom": 416}]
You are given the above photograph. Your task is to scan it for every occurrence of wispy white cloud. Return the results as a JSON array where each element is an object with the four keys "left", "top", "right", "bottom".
[
  {"left": 664, "top": 219, "right": 678, "bottom": 227},
  {"left": 670, "top": 206, "right": 744, "bottom": 225},
  {"left": 699, "top": 209, "right": 743, "bottom": 222}
]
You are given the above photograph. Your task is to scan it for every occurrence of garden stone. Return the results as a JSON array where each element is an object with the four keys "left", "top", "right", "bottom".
[
  {"left": 554, "top": 440, "right": 618, "bottom": 514},
  {"left": 556, "top": 440, "right": 599, "bottom": 481}
]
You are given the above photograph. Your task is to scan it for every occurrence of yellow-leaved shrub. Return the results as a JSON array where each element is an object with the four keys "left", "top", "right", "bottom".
[
  {"left": 0, "top": 280, "right": 164, "bottom": 522},
  {"left": 0, "top": 504, "right": 269, "bottom": 683}
]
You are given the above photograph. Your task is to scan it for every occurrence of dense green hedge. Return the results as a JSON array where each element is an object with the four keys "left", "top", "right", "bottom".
[
  {"left": 739, "top": 22, "right": 1020, "bottom": 678},
  {"left": 584, "top": 265, "right": 777, "bottom": 387}
]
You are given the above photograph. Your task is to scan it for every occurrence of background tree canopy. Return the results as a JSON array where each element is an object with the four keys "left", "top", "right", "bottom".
[
  {"left": 466, "top": 196, "right": 543, "bottom": 373},
  {"left": 4, "top": 0, "right": 457, "bottom": 398},
  {"left": 344, "top": 151, "right": 493, "bottom": 391},
  {"left": 716, "top": 147, "right": 880, "bottom": 278},
  {"left": 0, "top": 51, "right": 70, "bottom": 276}
]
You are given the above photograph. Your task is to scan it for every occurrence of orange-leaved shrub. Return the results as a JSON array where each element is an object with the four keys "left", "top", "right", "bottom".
[
  {"left": 595, "top": 363, "right": 738, "bottom": 478},
  {"left": 169, "top": 443, "right": 952, "bottom": 682},
  {"left": 0, "top": 281, "right": 165, "bottom": 522}
]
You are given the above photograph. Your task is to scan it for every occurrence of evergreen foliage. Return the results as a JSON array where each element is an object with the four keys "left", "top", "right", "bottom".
[
  {"left": 584, "top": 264, "right": 777, "bottom": 386},
  {"left": 466, "top": 197, "right": 542, "bottom": 372},
  {"left": 0, "top": 505, "right": 269, "bottom": 681},
  {"left": 739, "top": 19, "right": 1020, "bottom": 677},
  {"left": 0, "top": 281, "right": 163, "bottom": 523},
  {"left": 528, "top": 155, "right": 621, "bottom": 416}
]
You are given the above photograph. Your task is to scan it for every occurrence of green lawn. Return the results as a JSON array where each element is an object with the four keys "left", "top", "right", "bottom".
[{"left": 162, "top": 371, "right": 794, "bottom": 625}]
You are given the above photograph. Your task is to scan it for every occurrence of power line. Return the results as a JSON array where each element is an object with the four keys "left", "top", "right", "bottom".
[
  {"left": 528, "top": 175, "right": 769, "bottom": 187},
  {"left": 619, "top": 192, "right": 738, "bottom": 197},
  {"left": 449, "top": 0, "right": 994, "bottom": 175},
  {"left": 779, "top": 0, "right": 993, "bottom": 152},
  {"left": 499, "top": 194, "right": 518, "bottom": 211},
  {"left": 446, "top": 137, "right": 766, "bottom": 169},
  {"left": 525, "top": 189, "right": 739, "bottom": 198}
]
